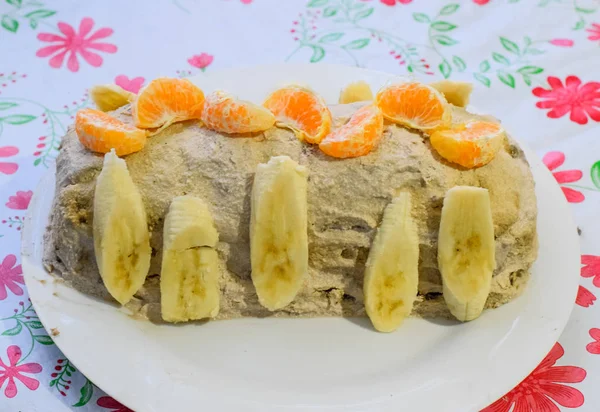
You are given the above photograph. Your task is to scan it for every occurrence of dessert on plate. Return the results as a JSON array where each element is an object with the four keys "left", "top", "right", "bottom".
[{"left": 43, "top": 77, "right": 538, "bottom": 332}]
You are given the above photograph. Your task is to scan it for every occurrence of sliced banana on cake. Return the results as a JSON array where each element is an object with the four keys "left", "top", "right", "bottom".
[
  {"left": 339, "top": 81, "right": 374, "bottom": 104},
  {"left": 90, "top": 84, "right": 135, "bottom": 112},
  {"left": 364, "top": 192, "right": 419, "bottom": 332},
  {"left": 93, "top": 150, "right": 151, "bottom": 305},
  {"left": 438, "top": 186, "right": 496, "bottom": 322},
  {"left": 161, "top": 196, "right": 221, "bottom": 322},
  {"left": 250, "top": 156, "right": 308, "bottom": 311}
]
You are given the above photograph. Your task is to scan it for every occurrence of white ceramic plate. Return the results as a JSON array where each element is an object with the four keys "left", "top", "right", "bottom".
[{"left": 22, "top": 64, "right": 580, "bottom": 412}]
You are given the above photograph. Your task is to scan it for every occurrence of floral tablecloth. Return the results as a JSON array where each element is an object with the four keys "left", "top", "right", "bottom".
[{"left": 1, "top": 0, "right": 599, "bottom": 410}]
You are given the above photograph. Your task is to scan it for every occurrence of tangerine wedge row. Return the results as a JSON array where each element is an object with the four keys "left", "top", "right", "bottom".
[
  {"left": 376, "top": 82, "right": 451, "bottom": 131},
  {"left": 263, "top": 85, "right": 331, "bottom": 144},
  {"left": 132, "top": 77, "right": 205, "bottom": 130},
  {"left": 201, "top": 91, "right": 276, "bottom": 134},
  {"left": 76, "top": 108, "right": 146, "bottom": 156},
  {"left": 319, "top": 105, "right": 384, "bottom": 159},
  {"left": 429, "top": 120, "right": 505, "bottom": 168}
]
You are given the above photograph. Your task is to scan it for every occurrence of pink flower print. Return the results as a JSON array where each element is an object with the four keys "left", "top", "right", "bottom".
[
  {"left": 481, "top": 343, "right": 586, "bottom": 412},
  {"left": 587, "top": 328, "right": 600, "bottom": 354},
  {"left": 0, "top": 146, "right": 18, "bottom": 175},
  {"left": 576, "top": 285, "right": 596, "bottom": 307},
  {"left": 532, "top": 76, "right": 600, "bottom": 125},
  {"left": 114, "top": 75, "right": 145, "bottom": 94},
  {"left": 581, "top": 255, "right": 600, "bottom": 288},
  {"left": 542, "top": 151, "right": 585, "bottom": 203},
  {"left": 380, "top": 0, "right": 412, "bottom": 5},
  {"left": 549, "top": 39, "right": 574, "bottom": 47},
  {"left": 97, "top": 396, "right": 134, "bottom": 412},
  {"left": 0, "top": 346, "right": 42, "bottom": 398},
  {"left": 0, "top": 255, "right": 24, "bottom": 300},
  {"left": 188, "top": 53, "right": 214, "bottom": 70},
  {"left": 473, "top": 0, "right": 490, "bottom": 4},
  {"left": 36, "top": 17, "right": 117, "bottom": 73},
  {"left": 587, "top": 23, "right": 600, "bottom": 43},
  {"left": 6, "top": 190, "right": 32, "bottom": 210}
]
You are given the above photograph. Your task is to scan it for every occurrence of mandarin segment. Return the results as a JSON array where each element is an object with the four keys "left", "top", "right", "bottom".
[
  {"left": 132, "top": 77, "right": 205, "bottom": 129},
  {"left": 201, "top": 91, "right": 275, "bottom": 134},
  {"left": 319, "top": 105, "right": 384, "bottom": 159},
  {"left": 375, "top": 82, "right": 451, "bottom": 130},
  {"left": 429, "top": 120, "right": 505, "bottom": 168},
  {"left": 76, "top": 108, "right": 146, "bottom": 156},
  {"left": 263, "top": 85, "right": 332, "bottom": 144}
]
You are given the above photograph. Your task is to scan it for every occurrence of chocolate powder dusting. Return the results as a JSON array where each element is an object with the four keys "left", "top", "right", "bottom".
[{"left": 43, "top": 103, "right": 538, "bottom": 321}]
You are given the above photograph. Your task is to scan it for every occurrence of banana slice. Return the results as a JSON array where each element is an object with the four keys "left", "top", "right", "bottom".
[
  {"left": 90, "top": 84, "right": 135, "bottom": 112},
  {"left": 363, "top": 192, "right": 419, "bottom": 332},
  {"left": 438, "top": 186, "right": 496, "bottom": 321},
  {"left": 161, "top": 196, "right": 221, "bottom": 322},
  {"left": 93, "top": 150, "right": 151, "bottom": 305},
  {"left": 250, "top": 156, "right": 308, "bottom": 311},
  {"left": 429, "top": 80, "right": 473, "bottom": 108},
  {"left": 339, "top": 81, "right": 374, "bottom": 104}
]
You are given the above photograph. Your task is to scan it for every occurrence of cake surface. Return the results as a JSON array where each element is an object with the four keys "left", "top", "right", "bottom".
[{"left": 43, "top": 102, "right": 538, "bottom": 321}]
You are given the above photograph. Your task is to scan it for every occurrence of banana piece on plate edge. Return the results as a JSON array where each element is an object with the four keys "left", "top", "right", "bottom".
[
  {"left": 250, "top": 156, "right": 308, "bottom": 311},
  {"left": 93, "top": 150, "right": 151, "bottom": 305},
  {"left": 438, "top": 186, "right": 496, "bottom": 322},
  {"left": 161, "top": 196, "right": 221, "bottom": 323},
  {"left": 364, "top": 192, "right": 419, "bottom": 332}
]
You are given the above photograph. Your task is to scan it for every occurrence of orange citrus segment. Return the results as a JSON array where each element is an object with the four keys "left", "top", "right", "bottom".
[
  {"left": 319, "top": 105, "right": 384, "bottom": 159},
  {"left": 375, "top": 82, "right": 451, "bottom": 130},
  {"left": 132, "top": 77, "right": 204, "bottom": 129},
  {"left": 76, "top": 108, "right": 146, "bottom": 156},
  {"left": 429, "top": 120, "right": 505, "bottom": 168},
  {"left": 263, "top": 85, "right": 332, "bottom": 144},
  {"left": 201, "top": 91, "right": 276, "bottom": 134}
]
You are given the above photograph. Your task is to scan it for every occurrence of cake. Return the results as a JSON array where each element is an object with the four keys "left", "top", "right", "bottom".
[{"left": 43, "top": 95, "right": 538, "bottom": 323}]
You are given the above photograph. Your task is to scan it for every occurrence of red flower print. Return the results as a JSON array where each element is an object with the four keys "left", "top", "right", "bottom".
[
  {"left": 581, "top": 255, "right": 600, "bottom": 288},
  {"left": 576, "top": 285, "right": 596, "bottom": 307},
  {"left": 380, "top": 0, "right": 412, "bottom": 5},
  {"left": 0, "top": 255, "right": 24, "bottom": 300},
  {"left": 188, "top": 53, "right": 214, "bottom": 70},
  {"left": 97, "top": 396, "right": 134, "bottom": 412},
  {"left": 473, "top": 0, "right": 490, "bottom": 4},
  {"left": 114, "top": 75, "right": 145, "bottom": 94},
  {"left": 549, "top": 39, "right": 574, "bottom": 47},
  {"left": 587, "top": 23, "right": 600, "bottom": 43},
  {"left": 0, "top": 146, "right": 18, "bottom": 175},
  {"left": 587, "top": 328, "right": 600, "bottom": 354},
  {"left": 481, "top": 343, "right": 586, "bottom": 412},
  {"left": 532, "top": 76, "right": 600, "bottom": 125},
  {"left": 36, "top": 17, "right": 117, "bottom": 72},
  {"left": 0, "top": 346, "right": 42, "bottom": 398},
  {"left": 542, "top": 151, "right": 585, "bottom": 203},
  {"left": 5, "top": 190, "right": 32, "bottom": 210}
]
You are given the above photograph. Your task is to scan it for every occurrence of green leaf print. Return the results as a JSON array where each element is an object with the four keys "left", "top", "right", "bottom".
[
  {"left": 6, "top": 0, "right": 23, "bottom": 6},
  {"left": 0, "top": 114, "right": 36, "bottom": 124},
  {"left": 492, "top": 52, "right": 510, "bottom": 65},
  {"left": 34, "top": 335, "right": 54, "bottom": 345},
  {"left": 319, "top": 32, "right": 344, "bottom": 42},
  {"left": 474, "top": 73, "right": 491, "bottom": 87},
  {"left": 1, "top": 15, "right": 19, "bottom": 33},
  {"left": 353, "top": 7, "right": 373, "bottom": 21},
  {"left": 452, "top": 56, "right": 466, "bottom": 72},
  {"left": 413, "top": 13, "right": 431, "bottom": 23},
  {"left": 309, "top": 45, "right": 325, "bottom": 63},
  {"left": 573, "top": 19, "right": 585, "bottom": 30},
  {"left": 431, "top": 21, "right": 457, "bottom": 32},
  {"left": 517, "top": 66, "right": 543, "bottom": 75},
  {"left": 343, "top": 38, "right": 370, "bottom": 49},
  {"left": 308, "top": 0, "right": 328, "bottom": 7},
  {"left": 73, "top": 379, "right": 94, "bottom": 407},
  {"left": 26, "top": 320, "right": 44, "bottom": 329},
  {"left": 439, "top": 4, "right": 460, "bottom": 15},
  {"left": 0, "top": 102, "right": 17, "bottom": 110},
  {"left": 29, "top": 19, "right": 38, "bottom": 29},
  {"left": 500, "top": 37, "right": 520, "bottom": 55},
  {"left": 323, "top": 6, "right": 337, "bottom": 17},
  {"left": 479, "top": 60, "right": 491, "bottom": 72},
  {"left": 24, "top": 9, "right": 56, "bottom": 19},
  {"left": 591, "top": 161, "right": 600, "bottom": 190},
  {"left": 498, "top": 72, "right": 516, "bottom": 88},
  {"left": 575, "top": 7, "right": 595, "bottom": 14},
  {"left": 432, "top": 34, "right": 458, "bottom": 46},
  {"left": 2, "top": 322, "right": 23, "bottom": 336},
  {"left": 439, "top": 60, "right": 452, "bottom": 79}
]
